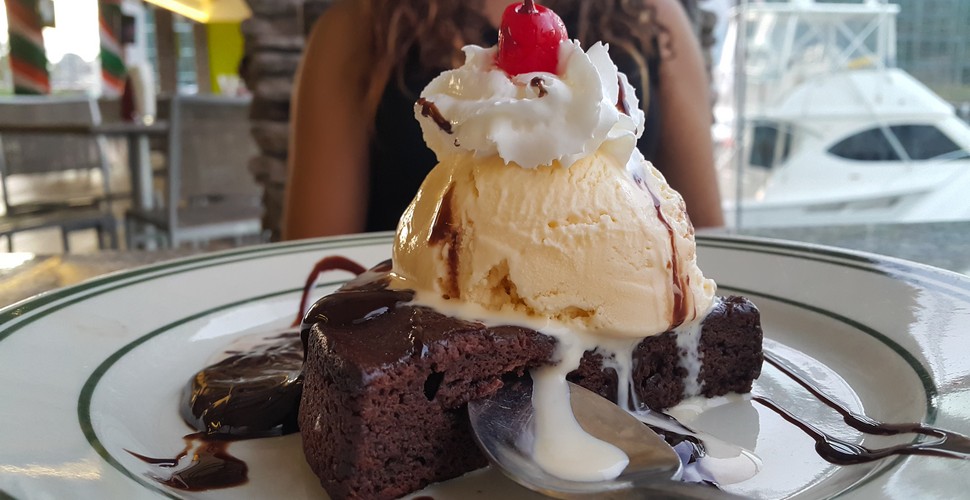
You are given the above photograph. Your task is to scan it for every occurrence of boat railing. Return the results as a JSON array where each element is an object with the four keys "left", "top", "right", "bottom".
[{"left": 729, "top": 0, "right": 900, "bottom": 110}]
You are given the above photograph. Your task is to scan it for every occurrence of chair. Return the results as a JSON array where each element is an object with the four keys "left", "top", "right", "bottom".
[
  {"left": 124, "top": 94, "right": 265, "bottom": 249},
  {"left": 0, "top": 96, "right": 119, "bottom": 252}
]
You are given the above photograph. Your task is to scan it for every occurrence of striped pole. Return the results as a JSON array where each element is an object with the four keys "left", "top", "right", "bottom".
[
  {"left": 3, "top": 0, "right": 51, "bottom": 95},
  {"left": 99, "top": 0, "right": 126, "bottom": 96}
]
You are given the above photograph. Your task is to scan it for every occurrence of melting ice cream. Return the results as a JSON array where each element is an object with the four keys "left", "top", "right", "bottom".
[{"left": 393, "top": 36, "right": 716, "bottom": 482}]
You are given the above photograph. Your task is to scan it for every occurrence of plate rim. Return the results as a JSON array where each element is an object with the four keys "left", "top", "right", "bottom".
[
  {"left": 0, "top": 233, "right": 395, "bottom": 343},
  {"left": 5, "top": 232, "right": 970, "bottom": 330},
  {"left": 2, "top": 233, "right": 969, "bottom": 499}
]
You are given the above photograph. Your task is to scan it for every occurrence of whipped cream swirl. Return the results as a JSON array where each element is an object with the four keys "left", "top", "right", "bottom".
[{"left": 415, "top": 41, "right": 646, "bottom": 169}]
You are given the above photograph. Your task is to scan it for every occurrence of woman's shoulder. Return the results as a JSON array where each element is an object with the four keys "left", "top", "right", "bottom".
[
  {"left": 317, "top": 0, "right": 365, "bottom": 23},
  {"left": 647, "top": 0, "right": 692, "bottom": 19},
  {"left": 308, "top": 0, "right": 368, "bottom": 44},
  {"left": 648, "top": 0, "right": 696, "bottom": 43},
  {"left": 302, "top": 0, "right": 376, "bottom": 97}
]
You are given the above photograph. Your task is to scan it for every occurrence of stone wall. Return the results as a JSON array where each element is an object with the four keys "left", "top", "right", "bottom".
[{"left": 242, "top": 0, "right": 329, "bottom": 241}]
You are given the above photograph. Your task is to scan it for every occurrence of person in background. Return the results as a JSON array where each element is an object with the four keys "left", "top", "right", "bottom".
[{"left": 284, "top": 0, "right": 723, "bottom": 239}]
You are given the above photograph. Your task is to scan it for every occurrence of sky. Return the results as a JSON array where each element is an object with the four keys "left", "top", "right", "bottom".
[{"left": 0, "top": 0, "right": 100, "bottom": 63}]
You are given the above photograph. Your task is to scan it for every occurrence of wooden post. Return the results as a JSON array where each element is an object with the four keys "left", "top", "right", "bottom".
[
  {"left": 153, "top": 7, "right": 178, "bottom": 94},
  {"left": 193, "top": 22, "right": 212, "bottom": 93}
]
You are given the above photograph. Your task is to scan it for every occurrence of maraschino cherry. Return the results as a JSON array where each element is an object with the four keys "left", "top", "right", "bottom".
[{"left": 495, "top": 0, "right": 568, "bottom": 76}]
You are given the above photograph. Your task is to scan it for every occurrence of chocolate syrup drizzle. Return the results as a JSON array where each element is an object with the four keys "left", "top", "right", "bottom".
[
  {"left": 295, "top": 256, "right": 367, "bottom": 327},
  {"left": 530, "top": 76, "right": 549, "bottom": 97},
  {"left": 429, "top": 184, "right": 462, "bottom": 299},
  {"left": 754, "top": 351, "right": 970, "bottom": 464},
  {"left": 632, "top": 172, "right": 689, "bottom": 328},
  {"left": 417, "top": 97, "right": 453, "bottom": 134},
  {"left": 300, "top": 260, "right": 415, "bottom": 343},
  {"left": 616, "top": 75, "right": 630, "bottom": 115}
]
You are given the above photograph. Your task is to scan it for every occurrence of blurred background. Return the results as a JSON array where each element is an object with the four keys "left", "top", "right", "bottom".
[
  {"left": 710, "top": 0, "right": 970, "bottom": 230},
  {"left": 0, "top": 0, "right": 968, "bottom": 257}
]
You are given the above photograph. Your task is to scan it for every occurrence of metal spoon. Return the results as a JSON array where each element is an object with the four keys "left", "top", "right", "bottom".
[{"left": 468, "top": 379, "right": 745, "bottom": 499}]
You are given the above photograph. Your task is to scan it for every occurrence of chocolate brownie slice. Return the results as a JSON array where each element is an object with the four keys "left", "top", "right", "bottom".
[{"left": 299, "top": 263, "right": 763, "bottom": 500}]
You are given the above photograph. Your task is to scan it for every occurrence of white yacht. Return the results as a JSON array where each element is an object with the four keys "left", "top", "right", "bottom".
[{"left": 715, "top": 0, "right": 970, "bottom": 227}]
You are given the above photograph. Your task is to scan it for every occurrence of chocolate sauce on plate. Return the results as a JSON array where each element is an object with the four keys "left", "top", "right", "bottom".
[
  {"left": 183, "top": 256, "right": 369, "bottom": 438},
  {"left": 131, "top": 256, "right": 370, "bottom": 491},
  {"left": 127, "top": 434, "right": 247, "bottom": 491},
  {"left": 183, "top": 331, "right": 304, "bottom": 437},
  {"left": 754, "top": 351, "right": 970, "bottom": 464}
]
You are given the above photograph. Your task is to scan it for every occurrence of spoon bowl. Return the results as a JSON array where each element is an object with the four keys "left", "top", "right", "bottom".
[{"left": 468, "top": 378, "right": 743, "bottom": 499}]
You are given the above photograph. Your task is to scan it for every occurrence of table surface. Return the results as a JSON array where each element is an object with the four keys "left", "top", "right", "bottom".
[
  {"left": 0, "top": 121, "right": 170, "bottom": 135},
  {"left": 1, "top": 221, "right": 968, "bottom": 308}
]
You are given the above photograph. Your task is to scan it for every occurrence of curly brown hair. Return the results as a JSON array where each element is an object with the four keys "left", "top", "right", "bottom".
[{"left": 362, "top": 0, "right": 664, "bottom": 111}]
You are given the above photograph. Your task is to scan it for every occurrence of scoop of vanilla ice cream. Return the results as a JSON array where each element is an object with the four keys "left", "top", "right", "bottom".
[
  {"left": 394, "top": 148, "right": 715, "bottom": 338},
  {"left": 394, "top": 37, "right": 715, "bottom": 338}
]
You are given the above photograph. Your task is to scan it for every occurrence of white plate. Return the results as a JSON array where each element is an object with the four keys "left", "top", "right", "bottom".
[{"left": 1, "top": 233, "right": 968, "bottom": 499}]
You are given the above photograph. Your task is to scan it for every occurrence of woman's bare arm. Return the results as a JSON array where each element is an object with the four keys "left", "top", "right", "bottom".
[
  {"left": 651, "top": 0, "right": 725, "bottom": 228},
  {"left": 283, "top": 2, "right": 372, "bottom": 240}
]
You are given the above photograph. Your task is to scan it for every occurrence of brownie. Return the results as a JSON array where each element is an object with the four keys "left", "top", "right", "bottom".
[{"left": 299, "top": 262, "right": 763, "bottom": 500}]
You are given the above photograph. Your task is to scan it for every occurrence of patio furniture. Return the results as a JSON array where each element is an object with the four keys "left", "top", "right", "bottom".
[
  {"left": 124, "top": 95, "right": 265, "bottom": 249},
  {"left": 0, "top": 96, "right": 119, "bottom": 252}
]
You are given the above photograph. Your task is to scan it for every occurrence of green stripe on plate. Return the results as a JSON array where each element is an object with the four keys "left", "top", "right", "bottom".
[
  {"left": 6, "top": 234, "right": 966, "bottom": 341},
  {"left": 0, "top": 234, "right": 393, "bottom": 343},
  {"left": 698, "top": 235, "right": 970, "bottom": 300}
]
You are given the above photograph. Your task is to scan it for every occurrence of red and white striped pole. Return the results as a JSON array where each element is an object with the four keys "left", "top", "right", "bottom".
[
  {"left": 3, "top": 0, "right": 51, "bottom": 95},
  {"left": 99, "top": 0, "right": 126, "bottom": 96}
]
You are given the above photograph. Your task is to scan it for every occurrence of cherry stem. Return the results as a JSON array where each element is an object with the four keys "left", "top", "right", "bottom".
[{"left": 522, "top": 0, "right": 537, "bottom": 14}]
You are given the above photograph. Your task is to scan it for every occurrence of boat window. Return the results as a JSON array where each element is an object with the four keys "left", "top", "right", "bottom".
[
  {"left": 749, "top": 122, "right": 793, "bottom": 169},
  {"left": 828, "top": 128, "right": 901, "bottom": 161},
  {"left": 889, "top": 125, "right": 969, "bottom": 160}
]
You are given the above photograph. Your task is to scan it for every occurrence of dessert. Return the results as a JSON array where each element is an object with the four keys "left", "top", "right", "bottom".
[
  {"left": 298, "top": 1, "right": 763, "bottom": 498},
  {"left": 143, "top": 4, "right": 970, "bottom": 485},
  {"left": 300, "top": 276, "right": 760, "bottom": 499}
]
